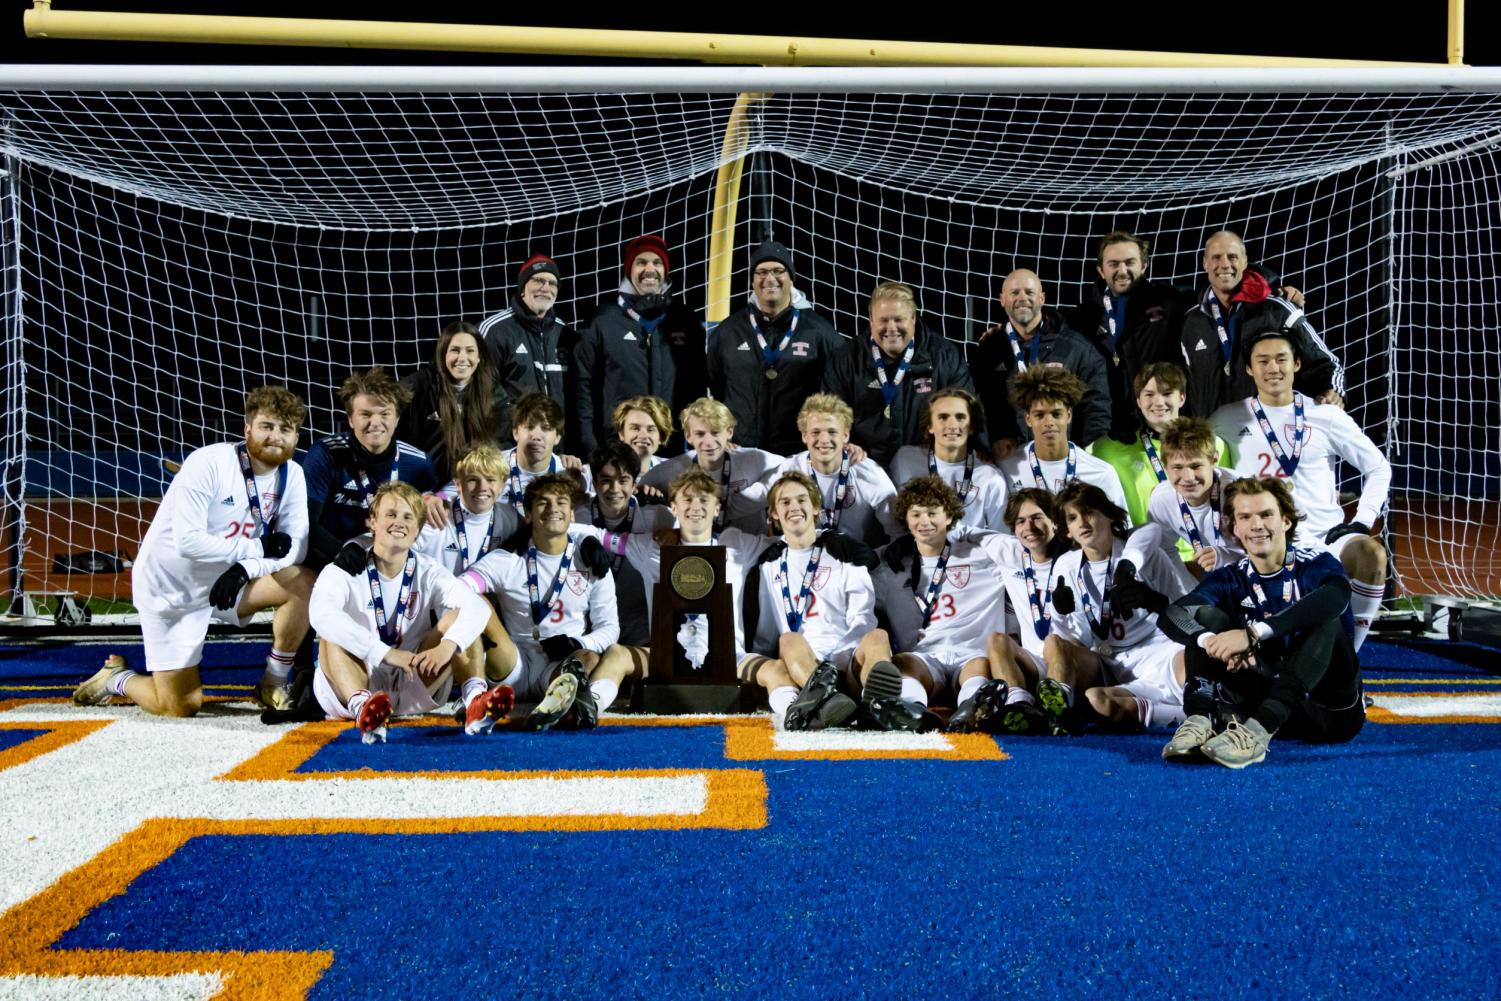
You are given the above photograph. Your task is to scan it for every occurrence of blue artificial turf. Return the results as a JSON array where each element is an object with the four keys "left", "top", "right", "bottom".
[{"left": 0, "top": 727, "right": 49, "bottom": 753}]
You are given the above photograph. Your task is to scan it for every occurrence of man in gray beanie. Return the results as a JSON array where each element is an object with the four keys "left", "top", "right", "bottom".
[{"left": 707, "top": 239, "right": 844, "bottom": 454}]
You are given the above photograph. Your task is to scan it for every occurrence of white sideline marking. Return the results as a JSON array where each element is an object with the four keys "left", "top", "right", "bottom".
[
  {"left": 1371, "top": 693, "right": 1501, "bottom": 717},
  {"left": 0, "top": 973, "right": 222, "bottom": 1000},
  {"left": 0, "top": 704, "right": 707, "bottom": 914},
  {"left": 772, "top": 730, "right": 953, "bottom": 752}
]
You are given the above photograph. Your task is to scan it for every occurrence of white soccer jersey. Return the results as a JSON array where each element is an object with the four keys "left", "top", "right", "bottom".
[
  {"left": 775, "top": 451, "right": 900, "bottom": 545},
  {"left": 1050, "top": 533, "right": 1188, "bottom": 653},
  {"left": 133, "top": 441, "right": 309, "bottom": 615},
  {"left": 995, "top": 544, "right": 1058, "bottom": 657},
  {"left": 874, "top": 535, "right": 1011, "bottom": 660},
  {"left": 1211, "top": 395, "right": 1392, "bottom": 543},
  {"left": 639, "top": 449, "right": 783, "bottom": 534},
  {"left": 460, "top": 536, "right": 620, "bottom": 655},
  {"left": 500, "top": 448, "right": 594, "bottom": 514},
  {"left": 413, "top": 502, "right": 520, "bottom": 576},
  {"left": 309, "top": 551, "right": 490, "bottom": 673},
  {"left": 1145, "top": 470, "right": 1245, "bottom": 574},
  {"left": 751, "top": 546, "right": 878, "bottom": 661},
  {"left": 998, "top": 443, "right": 1132, "bottom": 525},
  {"left": 889, "top": 446, "right": 1010, "bottom": 530}
]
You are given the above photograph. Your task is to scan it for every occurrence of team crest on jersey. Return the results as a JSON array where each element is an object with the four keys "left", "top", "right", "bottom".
[
  {"left": 812, "top": 566, "right": 832, "bottom": 590},
  {"left": 405, "top": 596, "right": 420, "bottom": 619},
  {"left": 791, "top": 341, "right": 810, "bottom": 356},
  {"left": 1285, "top": 423, "right": 1314, "bottom": 444},
  {"left": 567, "top": 571, "right": 588, "bottom": 595},
  {"left": 945, "top": 565, "right": 972, "bottom": 589}
]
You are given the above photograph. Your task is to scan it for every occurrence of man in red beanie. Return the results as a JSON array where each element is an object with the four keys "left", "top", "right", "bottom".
[
  {"left": 478, "top": 254, "right": 579, "bottom": 446},
  {"left": 575, "top": 235, "right": 705, "bottom": 451}
]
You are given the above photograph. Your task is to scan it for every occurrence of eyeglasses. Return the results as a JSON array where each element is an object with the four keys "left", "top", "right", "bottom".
[
  {"left": 527, "top": 276, "right": 560, "bottom": 289},
  {"left": 753, "top": 266, "right": 788, "bottom": 279}
]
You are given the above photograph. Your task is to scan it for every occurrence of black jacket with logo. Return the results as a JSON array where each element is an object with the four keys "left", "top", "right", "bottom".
[{"left": 707, "top": 302, "right": 842, "bottom": 454}]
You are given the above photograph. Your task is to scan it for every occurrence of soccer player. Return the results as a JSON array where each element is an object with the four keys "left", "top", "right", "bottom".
[
  {"left": 1146, "top": 417, "right": 1243, "bottom": 577},
  {"left": 741, "top": 473, "right": 923, "bottom": 731},
  {"left": 575, "top": 234, "right": 705, "bottom": 451},
  {"left": 997, "top": 365, "right": 1131, "bottom": 519},
  {"left": 460, "top": 473, "right": 628, "bottom": 730},
  {"left": 639, "top": 397, "right": 782, "bottom": 535},
  {"left": 707, "top": 240, "right": 844, "bottom": 454},
  {"left": 1211, "top": 330, "right": 1390, "bottom": 650},
  {"left": 775, "top": 394, "right": 899, "bottom": 547},
  {"left": 502, "top": 392, "right": 590, "bottom": 515},
  {"left": 575, "top": 441, "right": 665, "bottom": 654},
  {"left": 889, "top": 387, "right": 1009, "bottom": 530},
  {"left": 74, "top": 387, "right": 313, "bottom": 717},
  {"left": 303, "top": 367, "right": 440, "bottom": 569},
  {"left": 610, "top": 395, "right": 673, "bottom": 474},
  {"left": 1158, "top": 477, "right": 1365, "bottom": 769},
  {"left": 478, "top": 254, "right": 578, "bottom": 445},
  {"left": 308, "top": 482, "right": 504, "bottom": 743},
  {"left": 1037, "top": 482, "right": 1190, "bottom": 734}
]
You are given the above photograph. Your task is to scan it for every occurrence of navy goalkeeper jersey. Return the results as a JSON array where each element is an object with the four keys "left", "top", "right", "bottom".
[{"left": 1184, "top": 546, "right": 1355, "bottom": 654}]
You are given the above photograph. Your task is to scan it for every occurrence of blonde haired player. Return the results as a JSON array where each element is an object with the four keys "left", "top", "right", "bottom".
[
  {"left": 74, "top": 386, "right": 313, "bottom": 717},
  {"left": 639, "top": 396, "right": 783, "bottom": 534},
  {"left": 1145, "top": 417, "right": 1243, "bottom": 581},
  {"left": 773, "top": 394, "right": 894, "bottom": 546}
]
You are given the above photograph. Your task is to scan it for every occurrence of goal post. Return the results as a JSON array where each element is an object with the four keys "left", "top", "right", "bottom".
[{"left": 2, "top": 65, "right": 1500, "bottom": 622}]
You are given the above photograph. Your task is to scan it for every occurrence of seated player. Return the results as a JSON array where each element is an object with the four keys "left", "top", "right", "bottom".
[
  {"left": 890, "top": 387, "right": 1010, "bottom": 529},
  {"left": 774, "top": 393, "right": 898, "bottom": 547},
  {"left": 503, "top": 392, "right": 590, "bottom": 514},
  {"left": 74, "top": 386, "right": 313, "bottom": 717},
  {"left": 308, "top": 482, "right": 504, "bottom": 743},
  {"left": 874, "top": 477, "right": 1031, "bottom": 734},
  {"left": 640, "top": 397, "right": 783, "bottom": 534},
  {"left": 460, "top": 473, "right": 628, "bottom": 730},
  {"left": 1090, "top": 362, "right": 1227, "bottom": 531},
  {"left": 1211, "top": 330, "right": 1390, "bottom": 650},
  {"left": 998, "top": 365, "right": 1131, "bottom": 521},
  {"left": 1159, "top": 476, "right": 1365, "bottom": 769},
  {"left": 1037, "top": 482, "right": 1190, "bottom": 734},
  {"left": 1146, "top": 417, "right": 1243, "bottom": 580},
  {"left": 303, "top": 367, "right": 441, "bottom": 569},
  {"left": 741, "top": 473, "right": 921, "bottom": 731},
  {"left": 611, "top": 395, "right": 674, "bottom": 474}
]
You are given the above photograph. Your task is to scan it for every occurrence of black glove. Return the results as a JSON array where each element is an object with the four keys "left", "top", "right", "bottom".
[
  {"left": 1324, "top": 522, "right": 1371, "bottom": 545},
  {"left": 540, "top": 634, "right": 583, "bottom": 663},
  {"left": 501, "top": 523, "right": 533, "bottom": 554},
  {"left": 332, "top": 541, "right": 368, "bottom": 576},
  {"left": 819, "top": 531, "right": 878, "bottom": 570},
  {"left": 882, "top": 534, "right": 917, "bottom": 574},
  {"left": 260, "top": 531, "right": 292, "bottom": 559},
  {"left": 209, "top": 564, "right": 250, "bottom": 611},
  {"left": 1052, "top": 576, "right": 1076, "bottom": 615},
  {"left": 1111, "top": 559, "right": 1168, "bottom": 617},
  {"left": 758, "top": 539, "right": 788, "bottom": 565},
  {"left": 577, "top": 535, "right": 611, "bottom": 577}
]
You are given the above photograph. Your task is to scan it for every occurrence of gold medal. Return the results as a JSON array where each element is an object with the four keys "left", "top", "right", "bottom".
[
  {"left": 883, "top": 404, "right": 892, "bottom": 419},
  {"left": 764, "top": 368, "right": 778, "bottom": 381}
]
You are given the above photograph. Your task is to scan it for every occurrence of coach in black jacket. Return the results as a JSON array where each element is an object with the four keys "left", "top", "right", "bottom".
[
  {"left": 575, "top": 235, "right": 706, "bottom": 451},
  {"left": 1068, "top": 232, "right": 1191, "bottom": 438},
  {"left": 1180, "top": 231, "right": 1343, "bottom": 417},
  {"left": 478, "top": 254, "right": 579, "bottom": 447},
  {"left": 707, "top": 240, "right": 843, "bottom": 454},
  {"left": 822, "top": 281, "right": 974, "bottom": 466}
]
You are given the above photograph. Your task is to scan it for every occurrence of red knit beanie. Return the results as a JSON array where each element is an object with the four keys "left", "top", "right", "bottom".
[{"left": 623, "top": 235, "right": 671, "bottom": 279}]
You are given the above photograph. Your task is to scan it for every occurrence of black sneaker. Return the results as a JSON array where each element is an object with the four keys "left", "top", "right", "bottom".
[
  {"left": 556, "top": 656, "right": 598, "bottom": 730},
  {"left": 865, "top": 696, "right": 943, "bottom": 733},
  {"left": 995, "top": 698, "right": 1048, "bottom": 736},
  {"left": 861, "top": 659, "right": 903, "bottom": 704},
  {"left": 947, "top": 679, "right": 1006, "bottom": 733},
  {"left": 526, "top": 672, "right": 578, "bottom": 731},
  {"left": 1036, "top": 678, "right": 1076, "bottom": 736},
  {"left": 785, "top": 660, "right": 847, "bottom": 731}
]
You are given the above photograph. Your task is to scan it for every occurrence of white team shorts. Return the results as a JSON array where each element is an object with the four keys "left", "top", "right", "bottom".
[
  {"left": 908, "top": 646, "right": 986, "bottom": 687},
  {"left": 138, "top": 603, "right": 254, "bottom": 673},
  {"left": 1100, "top": 634, "right": 1185, "bottom": 705},
  {"left": 313, "top": 659, "right": 454, "bottom": 720},
  {"left": 737, "top": 646, "right": 855, "bottom": 684},
  {"left": 1326, "top": 532, "right": 1364, "bottom": 561}
]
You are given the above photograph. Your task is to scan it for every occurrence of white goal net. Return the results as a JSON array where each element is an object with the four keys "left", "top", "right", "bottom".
[{"left": 1, "top": 71, "right": 1500, "bottom": 619}]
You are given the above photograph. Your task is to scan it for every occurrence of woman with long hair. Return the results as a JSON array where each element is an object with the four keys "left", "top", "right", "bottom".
[{"left": 399, "top": 320, "right": 504, "bottom": 483}]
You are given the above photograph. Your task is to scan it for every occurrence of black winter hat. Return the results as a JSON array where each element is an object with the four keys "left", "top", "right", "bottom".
[{"left": 749, "top": 240, "right": 794, "bottom": 282}]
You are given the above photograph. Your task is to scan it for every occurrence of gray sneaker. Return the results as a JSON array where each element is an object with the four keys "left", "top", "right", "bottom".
[
  {"left": 1201, "top": 718, "right": 1273, "bottom": 769},
  {"left": 1162, "top": 714, "right": 1216, "bottom": 761}
]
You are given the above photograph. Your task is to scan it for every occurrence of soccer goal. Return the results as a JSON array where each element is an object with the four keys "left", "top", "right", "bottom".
[{"left": 2, "top": 66, "right": 1500, "bottom": 623}]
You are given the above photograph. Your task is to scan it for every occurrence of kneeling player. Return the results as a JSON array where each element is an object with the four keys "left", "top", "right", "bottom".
[
  {"left": 309, "top": 482, "right": 502, "bottom": 742},
  {"left": 740, "top": 473, "right": 913, "bottom": 730},
  {"left": 1039, "top": 482, "right": 1190, "bottom": 733},
  {"left": 74, "top": 386, "right": 314, "bottom": 717},
  {"left": 1158, "top": 477, "right": 1364, "bottom": 769}
]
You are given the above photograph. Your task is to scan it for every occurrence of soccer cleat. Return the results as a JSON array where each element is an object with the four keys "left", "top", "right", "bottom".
[
  {"left": 864, "top": 696, "right": 943, "bottom": 733},
  {"left": 1200, "top": 718, "right": 1273, "bottom": 769},
  {"left": 527, "top": 672, "right": 578, "bottom": 732},
  {"left": 255, "top": 674, "right": 295, "bottom": 712},
  {"left": 1036, "top": 678, "right": 1075, "bottom": 736},
  {"left": 1162, "top": 714, "right": 1217, "bottom": 761},
  {"left": 357, "top": 691, "right": 392, "bottom": 745},
  {"left": 996, "top": 698, "right": 1049, "bottom": 736},
  {"left": 463, "top": 684, "right": 516, "bottom": 736},
  {"left": 947, "top": 679, "right": 1005, "bottom": 733},
  {"left": 784, "top": 661, "right": 855, "bottom": 732},
  {"left": 556, "top": 657, "right": 598, "bottom": 731},
  {"left": 861, "top": 659, "right": 903, "bottom": 704},
  {"left": 72, "top": 654, "right": 131, "bottom": 706}
]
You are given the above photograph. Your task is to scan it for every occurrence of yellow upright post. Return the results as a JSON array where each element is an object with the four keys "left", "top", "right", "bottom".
[
  {"left": 706, "top": 93, "right": 768, "bottom": 325},
  {"left": 1448, "top": 0, "right": 1465, "bottom": 65}
]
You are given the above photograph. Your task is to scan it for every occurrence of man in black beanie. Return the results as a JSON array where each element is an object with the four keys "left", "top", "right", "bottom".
[
  {"left": 478, "top": 253, "right": 579, "bottom": 447},
  {"left": 707, "top": 239, "right": 845, "bottom": 454}
]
